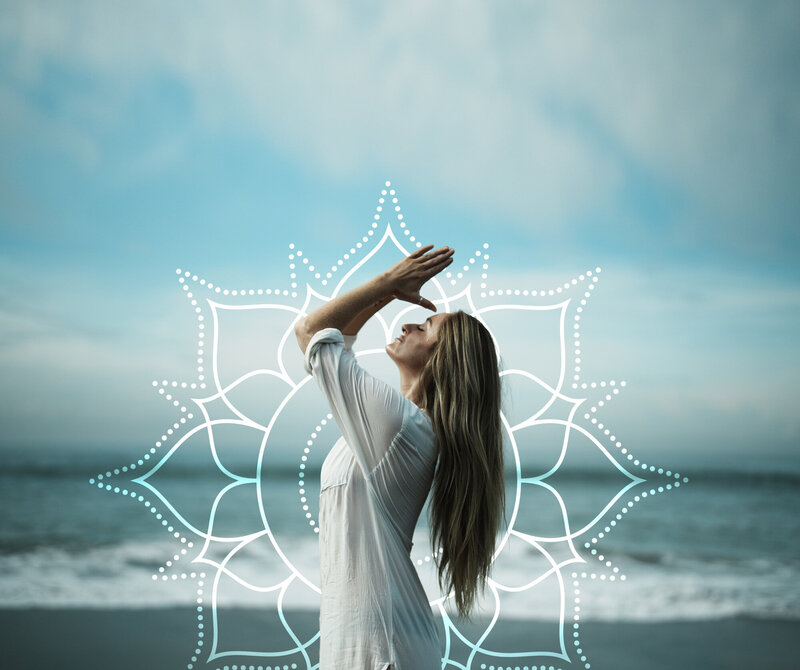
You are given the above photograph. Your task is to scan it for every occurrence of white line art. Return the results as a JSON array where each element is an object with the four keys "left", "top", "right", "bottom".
[{"left": 88, "top": 181, "right": 688, "bottom": 670}]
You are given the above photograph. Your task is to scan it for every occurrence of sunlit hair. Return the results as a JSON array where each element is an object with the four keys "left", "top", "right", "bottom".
[{"left": 418, "top": 309, "right": 506, "bottom": 622}]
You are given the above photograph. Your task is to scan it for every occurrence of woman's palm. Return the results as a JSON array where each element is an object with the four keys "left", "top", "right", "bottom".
[{"left": 386, "top": 244, "right": 454, "bottom": 311}]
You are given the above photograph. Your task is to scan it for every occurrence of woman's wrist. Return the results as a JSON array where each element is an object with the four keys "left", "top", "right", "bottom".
[{"left": 376, "top": 271, "right": 396, "bottom": 298}]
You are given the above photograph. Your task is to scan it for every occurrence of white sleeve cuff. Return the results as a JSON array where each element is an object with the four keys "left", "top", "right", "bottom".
[{"left": 303, "top": 327, "right": 345, "bottom": 376}]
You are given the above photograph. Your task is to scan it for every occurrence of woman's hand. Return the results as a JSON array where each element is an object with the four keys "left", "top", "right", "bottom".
[{"left": 384, "top": 244, "right": 455, "bottom": 311}]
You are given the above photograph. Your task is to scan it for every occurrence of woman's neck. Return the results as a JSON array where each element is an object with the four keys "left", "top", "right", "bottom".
[{"left": 399, "top": 370, "right": 423, "bottom": 408}]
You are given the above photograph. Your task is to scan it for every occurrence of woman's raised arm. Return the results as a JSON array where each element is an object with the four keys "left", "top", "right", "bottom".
[
  {"left": 341, "top": 294, "right": 395, "bottom": 337},
  {"left": 294, "top": 243, "right": 453, "bottom": 354}
]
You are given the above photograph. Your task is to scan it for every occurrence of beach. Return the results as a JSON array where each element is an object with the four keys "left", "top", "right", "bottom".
[
  {"left": 3, "top": 449, "right": 800, "bottom": 669},
  {"left": 3, "top": 607, "right": 798, "bottom": 670}
]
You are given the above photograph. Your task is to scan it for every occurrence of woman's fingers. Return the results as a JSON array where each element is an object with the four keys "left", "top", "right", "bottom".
[
  {"left": 429, "top": 245, "right": 452, "bottom": 257},
  {"left": 422, "top": 247, "right": 452, "bottom": 261},
  {"left": 413, "top": 244, "right": 451, "bottom": 260},
  {"left": 410, "top": 244, "right": 435, "bottom": 258},
  {"left": 421, "top": 248, "right": 454, "bottom": 268},
  {"left": 419, "top": 257, "right": 453, "bottom": 283},
  {"left": 393, "top": 246, "right": 453, "bottom": 293},
  {"left": 433, "top": 257, "right": 454, "bottom": 275}
]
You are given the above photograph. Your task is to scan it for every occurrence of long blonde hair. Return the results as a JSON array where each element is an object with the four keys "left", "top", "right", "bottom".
[{"left": 418, "top": 310, "right": 506, "bottom": 622}]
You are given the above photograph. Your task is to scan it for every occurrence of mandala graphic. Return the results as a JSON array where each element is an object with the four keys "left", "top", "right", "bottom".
[{"left": 88, "top": 181, "right": 689, "bottom": 670}]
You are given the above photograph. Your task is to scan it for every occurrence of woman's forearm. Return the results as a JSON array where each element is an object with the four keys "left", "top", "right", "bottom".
[
  {"left": 341, "top": 294, "right": 394, "bottom": 336},
  {"left": 294, "top": 272, "right": 394, "bottom": 353}
]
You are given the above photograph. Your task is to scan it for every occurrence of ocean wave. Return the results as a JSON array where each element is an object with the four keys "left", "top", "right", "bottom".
[{"left": 1, "top": 537, "right": 799, "bottom": 621}]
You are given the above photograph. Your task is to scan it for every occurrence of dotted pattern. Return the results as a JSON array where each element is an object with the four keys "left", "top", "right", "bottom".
[
  {"left": 89, "top": 181, "right": 693, "bottom": 670},
  {"left": 87, "top": 378, "right": 202, "bottom": 574},
  {"left": 296, "top": 190, "right": 488, "bottom": 291},
  {"left": 88, "top": 478, "right": 193, "bottom": 551},
  {"left": 290, "top": 180, "right": 423, "bottom": 289},
  {"left": 584, "top": 473, "right": 689, "bottom": 574},
  {"left": 569, "top": 270, "right": 598, "bottom": 390},
  {"left": 482, "top": 266, "right": 599, "bottom": 301},
  {"left": 170, "top": 180, "right": 421, "bottom": 403},
  {"left": 455, "top": 262, "right": 690, "bottom": 669},
  {"left": 176, "top": 269, "right": 293, "bottom": 299},
  {"left": 567, "top": 470, "right": 690, "bottom": 669},
  {"left": 569, "top": 575, "right": 589, "bottom": 670},
  {"left": 88, "top": 468, "right": 203, "bottom": 670},
  {"left": 300, "top": 384, "right": 447, "bottom": 564},
  {"left": 186, "top": 574, "right": 207, "bottom": 670},
  {"left": 446, "top": 242, "right": 490, "bottom": 289},
  {"left": 174, "top": 246, "right": 301, "bottom": 391},
  {"left": 478, "top": 664, "right": 566, "bottom": 669},
  {"left": 299, "top": 414, "right": 334, "bottom": 535},
  {"left": 88, "top": 332, "right": 209, "bottom": 670}
]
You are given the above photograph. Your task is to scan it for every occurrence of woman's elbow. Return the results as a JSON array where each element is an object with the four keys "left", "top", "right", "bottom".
[{"left": 294, "top": 318, "right": 310, "bottom": 353}]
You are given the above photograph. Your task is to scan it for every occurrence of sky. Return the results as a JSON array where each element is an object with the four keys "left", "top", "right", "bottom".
[{"left": 0, "top": 0, "right": 798, "bottom": 472}]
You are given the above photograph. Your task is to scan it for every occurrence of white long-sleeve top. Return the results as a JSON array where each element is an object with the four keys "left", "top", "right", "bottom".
[{"left": 303, "top": 327, "right": 442, "bottom": 670}]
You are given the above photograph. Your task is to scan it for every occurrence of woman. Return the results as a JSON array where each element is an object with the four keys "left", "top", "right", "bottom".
[{"left": 295, "top": 244, "right": 506, "bottom": 670}]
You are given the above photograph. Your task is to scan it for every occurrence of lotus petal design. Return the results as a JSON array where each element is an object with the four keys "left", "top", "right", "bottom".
[{"left": 90, "top": 182, "right": 688, "bottom": 669}]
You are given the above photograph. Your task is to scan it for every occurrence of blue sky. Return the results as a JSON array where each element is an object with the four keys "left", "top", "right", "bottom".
[{"left": 1, "top": 1, "right": 798, "bottom": 470}]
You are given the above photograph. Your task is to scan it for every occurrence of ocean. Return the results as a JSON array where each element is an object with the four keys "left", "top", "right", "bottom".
[{"left": 1, "top": 445, "right": 798, "bottom": 623}]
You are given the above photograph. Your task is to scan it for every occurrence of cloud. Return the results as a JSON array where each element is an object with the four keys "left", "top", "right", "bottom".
[
  {"left": 485, "top": 262, "right": 800, "bottom": 430},
  {"left": 1, "top": 1, "right": 797, "bottom": 455},
  {"left": 1, "top": 252, "right": 796, "bottom": 453},
  {"left": 1, "top": 1, "right": 797, "bottom": 258}
]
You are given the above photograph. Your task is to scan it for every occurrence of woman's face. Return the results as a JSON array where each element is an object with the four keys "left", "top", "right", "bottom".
[{"left": 386, "top": 312, "right": 449, "bottom": 372}]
